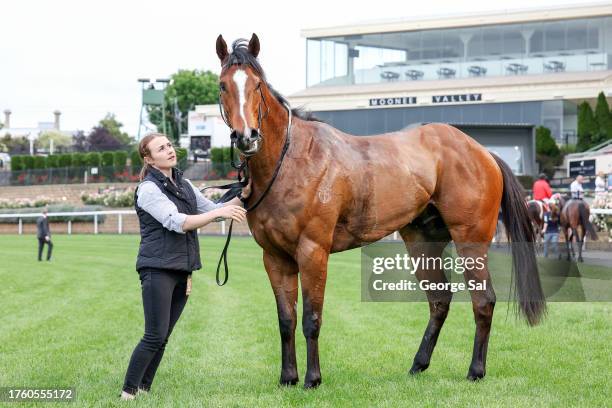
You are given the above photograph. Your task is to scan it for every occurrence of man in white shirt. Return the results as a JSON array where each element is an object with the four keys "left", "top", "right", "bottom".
[{"left": 570, "top": 174, "right": 584, "bottom": 199}]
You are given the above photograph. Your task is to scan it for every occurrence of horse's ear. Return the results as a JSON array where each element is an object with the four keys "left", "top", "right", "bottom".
[
  {"left": 248, "top": 33, "right": 260, "bottom": 58},
  {"left": 216, "top": 34, "right": 228, "bottom": 63}
]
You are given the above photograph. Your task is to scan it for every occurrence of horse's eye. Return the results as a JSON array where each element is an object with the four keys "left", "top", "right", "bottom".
[{"left": 220, "top": 83, "right": 226, "bottom": 92}]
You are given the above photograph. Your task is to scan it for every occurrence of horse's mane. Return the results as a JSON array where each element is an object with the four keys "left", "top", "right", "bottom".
[{"left": 224, "top": 38, "right": 325, "bottom": 123}]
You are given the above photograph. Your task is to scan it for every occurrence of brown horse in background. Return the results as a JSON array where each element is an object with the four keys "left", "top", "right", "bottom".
[
  {"left": 560, "top": 199, "right": 598, "bottom": 262},
  {"left": 216, "top": 34, "right": 546, "bottom": 388}
]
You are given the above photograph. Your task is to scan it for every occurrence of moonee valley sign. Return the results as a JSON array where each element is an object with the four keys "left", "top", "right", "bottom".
[
  {"left": 432, "top": 93, "right": 482, "bottom": 103},
  {"left": 369, "top": 97, "right": 417, "bottom": 106},
  {"left": 369, "top": 94, "right": 482, "bottom": 107}
]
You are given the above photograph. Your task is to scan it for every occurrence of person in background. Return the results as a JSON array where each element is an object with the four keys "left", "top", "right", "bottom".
[
  {"left": 532, "top": 173, "right": 553, "bottom": 201},
  {"left": 36, "top": 207, "right": 53, "bottom": 261},
  {"left": 542, "top": 208, "right": 560, "bottom": 258},
  {"left": 570, "top": 174, "right": 584, "bottom": 200}
]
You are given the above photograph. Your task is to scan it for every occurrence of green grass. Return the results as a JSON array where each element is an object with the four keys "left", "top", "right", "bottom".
[{"left": 0, "top": 235, "right": 610, "bottom": 407}]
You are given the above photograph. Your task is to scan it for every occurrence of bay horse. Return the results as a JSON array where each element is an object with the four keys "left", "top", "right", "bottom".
[
  {"left": 216, "top": 34, "right": 546, "bottom": 388},
  {"left": 560, "top": 199, "right": 598, "bottom": 262}
]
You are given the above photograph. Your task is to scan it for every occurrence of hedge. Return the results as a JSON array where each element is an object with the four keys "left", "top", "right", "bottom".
[
  {"left": 23, "top": 156, "right": 34, "bottom": 170},
  {"left": 114, "top": 151, "right": 128, "bottom": 168},
  {"left": 58, "top": 154, "right": 72, "bottom": 167},
  {"left": 87, "top": 152, "right": 101, "bottom": 167},
  {"left": 11, "top": 156, "right": 24, "bottom": 171},
  {"left": 47, "top": 154, "right": 59, "bottom": 168}
]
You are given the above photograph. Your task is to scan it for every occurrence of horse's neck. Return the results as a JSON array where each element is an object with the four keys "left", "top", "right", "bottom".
[{"left": 247, "top": 103, "right": 291, "bottom": 191}]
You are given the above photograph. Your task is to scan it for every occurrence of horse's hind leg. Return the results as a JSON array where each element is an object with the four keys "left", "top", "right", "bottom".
[
  {"left": 577, "top": 228, "right": 584, "bottom": 262},
  {"left": 399, "top": 218, "right": 452, "bottom": 375}
]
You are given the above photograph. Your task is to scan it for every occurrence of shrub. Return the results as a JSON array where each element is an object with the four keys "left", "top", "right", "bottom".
[
  {"left": 101, "top": 151, "right": 114, "bottom": 167},
  {"left": 81, "top": 187, "right": 135, "bottom": 207},
  {"left": 47, "top": 154, "right": 59, "bottom": 168},
  {"left": 72, "top": 152, "right": 87, "bottom": 167},
  {"left": 87, "top": 152, "right": 101, "bottom": 167},
  {"left": 23, "top": 155, "right": 35, "bottom": 170},
  {"left": 33, "top": 156, "right": 47, "bottom": 169},
  {"left": 11, "top": 155, "right": 24, "bottom": 171},
  {"left": 58, "top": 153, "right": 72, "bottom": 167},
  {"left": 114, "top": 151, "right": 128, "bottom": 168},
  {"left": 176, "top": 147, "right": 188, "bottom": 169},
  {"left": 130, "top": 150, "right": 142, "bottom": 176}
]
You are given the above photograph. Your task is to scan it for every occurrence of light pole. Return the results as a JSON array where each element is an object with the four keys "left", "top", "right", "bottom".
[{"left": 137, "top": 78, "right": 170, "bottom": 140}]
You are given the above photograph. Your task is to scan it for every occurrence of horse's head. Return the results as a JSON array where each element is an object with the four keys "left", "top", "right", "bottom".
[{"left": 216, "top": 33, "right": 267, "bottom": 156}]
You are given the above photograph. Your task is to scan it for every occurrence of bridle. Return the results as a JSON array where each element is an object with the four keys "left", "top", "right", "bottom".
[{"left": 206, "top": 75, "right": 293, "bottom": 285}]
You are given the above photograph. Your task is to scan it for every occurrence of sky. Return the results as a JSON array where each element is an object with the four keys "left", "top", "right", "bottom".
[{"left": 0, "top": 0, "right": 600, "bottom": 136}]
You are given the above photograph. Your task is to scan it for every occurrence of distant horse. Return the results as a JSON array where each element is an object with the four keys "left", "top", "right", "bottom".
[
  {"left": 560, "top": 199, "right": 598, "bottom": 262},
  {"left": 527, "top": 200, "right": 545, "bottom": 241},
  {"left": 528, "top": 193, "right": 566, "bottom": 242},
  {"left": 216, "top": 34, "right": 546, "bottom": 388}
]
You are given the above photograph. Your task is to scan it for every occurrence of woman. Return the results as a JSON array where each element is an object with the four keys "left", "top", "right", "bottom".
[{"left": 121, "top": 133, "right": 249, "bottom": 400}]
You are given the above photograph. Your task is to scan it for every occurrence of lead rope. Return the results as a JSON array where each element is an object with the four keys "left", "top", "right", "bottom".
[{"left": 209, "top": 103, "right": 292, "bottom": 286}]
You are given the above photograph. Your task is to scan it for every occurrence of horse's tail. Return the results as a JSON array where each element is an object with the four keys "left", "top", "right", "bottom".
[
  {"left": 493, "top": 154, "right": 546, "bottom": 326},
  {"left": 578, "top": 202, "right": 598, "bottom": 241}
]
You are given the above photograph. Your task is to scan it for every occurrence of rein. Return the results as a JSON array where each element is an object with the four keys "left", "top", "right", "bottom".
[{"left": 203, "top": 95, "right": 292, "bottom": 285}]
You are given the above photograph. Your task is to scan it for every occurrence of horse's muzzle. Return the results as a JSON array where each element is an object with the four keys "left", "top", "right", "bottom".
[{"left": 232, "top": 129, "right": 262, "bottom": 156}]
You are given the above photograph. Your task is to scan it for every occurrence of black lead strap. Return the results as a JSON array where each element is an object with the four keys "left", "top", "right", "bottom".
[{"left": 204, "top": 101, "right": 292, "bottom": 286}]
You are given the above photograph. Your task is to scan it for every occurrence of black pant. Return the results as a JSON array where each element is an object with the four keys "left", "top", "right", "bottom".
[
  {"left": 122, "top": 268, "right": 189, "bottom": 395},
  {"left": 38, "top": 238, "right": 52, "bottom": 261}
]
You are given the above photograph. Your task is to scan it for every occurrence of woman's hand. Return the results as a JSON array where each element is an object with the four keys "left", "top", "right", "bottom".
[{"left": 214, "top": 205, "right": 247, "bottom": 223}]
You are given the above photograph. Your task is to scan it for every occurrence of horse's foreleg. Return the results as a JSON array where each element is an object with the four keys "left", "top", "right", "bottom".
[
  {"left": 263, "top": 251, "right": 299, "bottom": 386},
  {"left": 296, "top": 238, "right": 329, "bottom": 389}
]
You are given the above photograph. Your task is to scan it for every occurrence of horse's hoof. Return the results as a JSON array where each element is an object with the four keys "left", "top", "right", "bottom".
[
  {"left": 303, "top": 376, "right": 321, "bottom": 389},
  {"left": 279, "top": 374, "right": 299, "bottom": 387},
  {"left": 578, "top": 257, "right": 584, "bottom": 263},
  {"left": 409, "top": 361, "right": 430, "bottom": 375},
  {"left": 467, "top": 367, "right": 486, "bottom": 381}
]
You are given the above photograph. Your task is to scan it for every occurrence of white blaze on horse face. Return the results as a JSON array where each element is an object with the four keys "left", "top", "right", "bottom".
[{"left": 232, "top": 69, "right": 251, "bottom": 138}]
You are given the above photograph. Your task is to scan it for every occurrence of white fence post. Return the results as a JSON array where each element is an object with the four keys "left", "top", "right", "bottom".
[
  {"left": 221, "top": 220, "right": 226, "bottom": 235},
  {"left": 18, "top": 218, "right": 22, "bottom": 235},
  {"left": 118, "top": 214, "right": 123, "bottom": 234},
  {"left": 68, "top": 220, "right": 72, "bottom": 235},
  {"left": 94, "top": 214, "right": 98, "bottom": 234}
]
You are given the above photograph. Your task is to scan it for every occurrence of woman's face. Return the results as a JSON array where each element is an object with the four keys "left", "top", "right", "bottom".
[{"left": 145, "top": 136, "right": 177, "bottom": 169}]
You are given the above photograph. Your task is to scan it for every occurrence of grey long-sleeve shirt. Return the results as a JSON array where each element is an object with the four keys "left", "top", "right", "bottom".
[{"left": 136, "top": 179, "right": 223, "bottom": 234}]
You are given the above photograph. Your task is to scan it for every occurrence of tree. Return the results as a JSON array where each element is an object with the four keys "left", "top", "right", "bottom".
[
  {"left": 38, "top": 130, "right": 72, "bottom": 153},
  {"left": 99, "top": 113, "right": 134, "bottom": 147},
  {"left": 535, "top": 126, "right": 561, "bottom": 178},
  {"left": 577, "top": 101, "right": 597, "bottom": 152},
  {"left": 148, "top": 70, "right": 220, "bottom": 142},
  {"left": 1, "top": 134, "right": 30, "bottom": 154},
  {"left": 72, "top": 130, "right": 88, "bottom": 152},
  {"left": 594, "top": 92, "right": 612, "bottom": 145},
  {"left": 87, "top": 126, "right": 122, "bottom": 151}
]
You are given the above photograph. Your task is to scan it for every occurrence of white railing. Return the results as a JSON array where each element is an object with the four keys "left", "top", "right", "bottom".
[
  {"left": 1, "top": 209, "right": 610, "bottom": 236},
  {"left": 0, "top": 210, "right": 239, "bottom": 235},
  {"left": 591, "top": 209, "right": 612, "bottom": 215}
]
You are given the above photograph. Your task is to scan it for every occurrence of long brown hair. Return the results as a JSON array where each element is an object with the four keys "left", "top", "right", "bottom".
[{"left": 138, "top": 133, "right": 166, "bottom": 181}]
